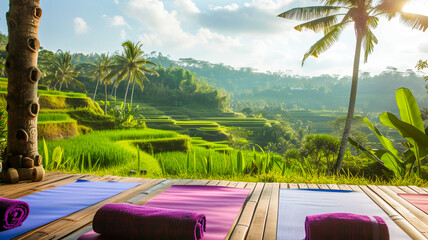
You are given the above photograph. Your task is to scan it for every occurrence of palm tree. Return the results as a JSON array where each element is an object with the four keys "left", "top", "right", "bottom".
[
  {"left": 106, "top": 41, "right": 158, "bottom": 110},
  {"left": 101, "top": 55, "right": 113, "bottom": 114},
  {"left": 278, "top": 0, "right": 428, "bottom": 174},
  {"left": 81, "top": 53, "right": 112, "bottom": 101},
  {"left": 43, "top": 51, "right": 82, "bottom": 91},
  {"left": 3, "top": 0, "right": 45, "bottom": 183}
]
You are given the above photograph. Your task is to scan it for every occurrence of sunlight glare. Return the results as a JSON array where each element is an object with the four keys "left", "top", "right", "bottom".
[{"left": 402, "top": 0, "right": 428, "bottom": 15}]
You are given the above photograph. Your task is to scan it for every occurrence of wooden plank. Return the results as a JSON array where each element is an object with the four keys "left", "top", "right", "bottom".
[
  {"left": 399, "top": 186, "right": 418, "bottom": 194},
  {"left": 227, "top": 182, "right": 239, "bottom": 188},
  {"left": 17, "top": 179, "right": 165, "bottom": 240},
  {"left": 186, "top": 179, "right": 203, "bottom": 185},
  {"left": 218, "top": 180, "right": 229, "bottom": 187},
  {"left": 229, "top": 183, "right": 262, "bottom": 240},
  {"left": 297, "top": 183, "right": 308, "bottom": 189},
  {"left": 378, "top": 186, "right": 428, "bottom": 226},
  {"left": 368, "top": 185, "right": 428, "bottom": 238},
  {"left": 338, "top": 184, "right": 352, "bottom": 191},
  {"left": 263, "top": 183, "right": 279, "bottom": 240},
  {"left": 327, "top": 184, "right": 340, "bottom": 190},
  {"left": 280, "top": 183, "right": 288, "bottom": 189},
  {"left": 360, "top": 185, "right": 426, "bottom": 240},
  {"left": 206, "top": 180, "right": 220, "bottom": 186},
  {"left": 235, "top": 182, "right": 247, "bottom": 188},
  {"left": 307, "top": 184, "right": 318, "bottom": 189},
  {"left": 288, "top": 183, "right": 298, "bottom": 189},
  {"left": 317, "top": 184, "right": 329, "bottom": 190},
  {"left": 0, "top": 173, "right": 75, "bottom": 197},
  {"left": 348, "top": 185, "right": 361, "bottom": 191},
  {"left": 387, "top": 186, "right": 406, "bottom": 194},
  {"left": 408, "top": 185, "right": 428, "bottom": 194},
  {"left": 246, "top": 183, "right": 273, "bottom": 240}
]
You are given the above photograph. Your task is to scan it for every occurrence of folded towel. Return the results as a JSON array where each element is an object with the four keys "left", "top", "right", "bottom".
[
  {"left": 305, "top": 213, "right": 389, "bottom": 240},
  {"left": 0, "top": 197, "right": 29, "bottom": 231},
  {"left": 92, "top": 203, "right": 206, "bottom": 240}
]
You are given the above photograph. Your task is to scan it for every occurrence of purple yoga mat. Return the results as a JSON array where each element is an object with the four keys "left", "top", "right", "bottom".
[
  {"left": 79, "top": 185, "right": 251, "bottom": 240},
  {"left": 0, "top": 197, "right": 29, "bottom": 231}
]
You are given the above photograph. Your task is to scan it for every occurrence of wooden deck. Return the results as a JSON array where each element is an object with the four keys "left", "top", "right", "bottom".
[{"left": 1, "top": 172, "right": 427, "bottom": 240}]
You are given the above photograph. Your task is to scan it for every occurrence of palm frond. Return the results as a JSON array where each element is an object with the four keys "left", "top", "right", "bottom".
[
  {"left": 399, "top": 12, "right": 428, "bottom": 32},
  {"left": 318, "top": 0, "right": 353, "bottom": 6},
  {"left": 362, "top": 28, "right": 378, "bottom": 63},
  {"left": 295, "top": 14, "right": 344, "bottom": 32},
  {"left": 367, "top": 16, "right": 379, "bottom": 28},
  {"left": 376, "top": 0, "right": 408, "bottom": 19},
  {"left": 278, "top": 6, "right": 343, "bottom": 21},
  {"left": 302, "top": 23, "right": 345, "bottom": 65}
]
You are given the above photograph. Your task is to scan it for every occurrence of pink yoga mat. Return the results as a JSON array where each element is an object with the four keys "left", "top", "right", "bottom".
[
  {"left": 398, "top": 193, "right": 428, "bottom": 214},
  {"left": 79, "top": 185, "right": 251, "bottom": 240},
  {"left": 143, "top": 185, "right": 251, "bottom": 240}
]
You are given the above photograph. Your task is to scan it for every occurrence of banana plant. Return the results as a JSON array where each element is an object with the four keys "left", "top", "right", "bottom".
[{"left": 349, "top": 88, "right": 427, "bottom": 178}]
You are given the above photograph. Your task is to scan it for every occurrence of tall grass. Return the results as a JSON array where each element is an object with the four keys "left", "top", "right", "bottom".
[
  {"left": 40, "top": 128, "right": 179, "bottom": 167},
  {"left": 38, "top": 113, "right": 73, "bottom": 122}
]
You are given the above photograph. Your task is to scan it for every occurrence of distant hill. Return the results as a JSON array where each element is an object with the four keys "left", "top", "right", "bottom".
[{"left": 147, "top": 53, "right": 427, "bottom": 113}]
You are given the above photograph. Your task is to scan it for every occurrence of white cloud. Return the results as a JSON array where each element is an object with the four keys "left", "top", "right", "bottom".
[
  {"left": 120, "top": 29, "right": 127, "bottom": 41},
  {"left": 112, "top": 16, "right": 128, "bottom": 26},
  {"left": 212, "top": 3, "right": 239, "bottom": 11},
  {"left": 174, "top": 0, "right": 200, "bottom": 15},
  {"left": 73, "top": 17, "right": 89, "bottom": 34},
  {"left": 196, "top": 28, "right": 242, "bottom": 50},
  {"left": 122, "top": 0, "right": 193, "bottom": 47},
  {"left": 114, "top": 0, "right": 119, "bottom": 4}
]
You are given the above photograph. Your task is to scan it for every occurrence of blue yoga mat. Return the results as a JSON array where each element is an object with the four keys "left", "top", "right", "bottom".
[
  {"left": 277, "top": 189, "right": 411, "bottom": 240},
  {"left": 0, "top": 179, "right": 140, "bottom": 239}
]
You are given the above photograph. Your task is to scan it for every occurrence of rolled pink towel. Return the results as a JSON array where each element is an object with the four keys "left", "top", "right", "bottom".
[
  {"left": 0, "top": 197, "right": 29, "bottom": 231},
  {"left": 92, "top": 203, "right": 206, "bottom": 240},
  {"left": 305, "top": 213, "right": 389, "bottom": 240}
]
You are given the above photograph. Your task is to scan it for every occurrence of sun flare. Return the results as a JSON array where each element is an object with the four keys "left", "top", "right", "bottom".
[{"left": 402, "top": 0, "right": 428, "bottom": 15}]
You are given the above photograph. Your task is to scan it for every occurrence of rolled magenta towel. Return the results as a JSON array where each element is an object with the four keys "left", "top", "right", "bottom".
[
  {"left": 305, "top": 213, "right": 389, "bottom": 240},
  {"left": 0, "top": 197, "right": 29, "bottom": 231},
  {"left": 92, "top": 203, "right": 206, "bottom": 240}
]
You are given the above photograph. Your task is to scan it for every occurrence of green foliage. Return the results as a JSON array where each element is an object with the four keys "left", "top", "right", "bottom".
[
  {"left": 350, "top": 88, "right": 427, "bottom": 178},
  {"left": 131, "top": 137, "right": 189, "bottom": 154},
  {"left": 300, "top": 134, "right": 340, "bottom": 171},
  {"left": 41, "top": 50, "right": 84, "bottom": 91},
  {"left": 38, "top": 113, "right": 73, "bottom": 122},
  {"left": 38, "top": 120, "right": 78, "bottom": 140},
  {"left": 41, "top": 128, "right": 179, "bottom": 168},
  {"left": 237, "top": 150, "right": 245, "bottom": 174}
]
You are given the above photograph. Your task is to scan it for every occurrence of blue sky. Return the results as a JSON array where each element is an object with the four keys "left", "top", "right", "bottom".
[{"left": 0, "top": 0, "right": 427, "bottom": 76}]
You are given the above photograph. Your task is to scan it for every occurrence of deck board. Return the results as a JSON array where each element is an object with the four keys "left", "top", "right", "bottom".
[
  {"left": 0, "top": 173, "right": 426, "bottom": 240},
  {"left": 262, "top": 183, "right": 279, "bottom": 240}
]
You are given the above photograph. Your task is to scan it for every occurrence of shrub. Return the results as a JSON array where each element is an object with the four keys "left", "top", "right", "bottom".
[
  {"left": 38, "top": 121, "right": 78, "bottom": 140},
  {"left": 131, "top": 137, "right": 190, "bottom": 154}
]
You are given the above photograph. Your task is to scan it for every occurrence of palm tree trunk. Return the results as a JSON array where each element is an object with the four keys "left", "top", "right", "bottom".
[
  {"left": 130, "top": 78, "right": 136, "bottom": 109},
  {"left": 92, "top": 79, "right": 99, "bottom": 101},
  {"left": 3, "top": 0, "right": 45, "bottom": 183},
  {"left": 104, "top": 83, "right": 108, "bottom": 114},
  {"left": 59, "top": 81, "right": 63, "bottom": 91},
  {"left": 122, "top": 71, "right": 132, "bottom": 110},
  {"left": 333, "top": 31, "right": 364, "bottom": 174}
]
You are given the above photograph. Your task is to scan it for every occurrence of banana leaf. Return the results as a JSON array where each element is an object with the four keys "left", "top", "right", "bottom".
[
  {"left": 395, "top": 88, "right": 425, "bottom": 132},
  {"left": 380, "top": 112, "right": 428, "bottom": 157}
]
